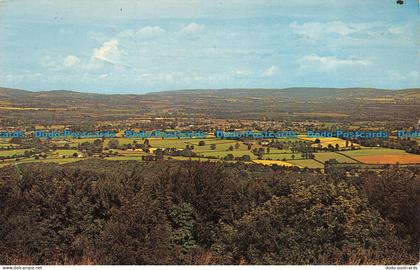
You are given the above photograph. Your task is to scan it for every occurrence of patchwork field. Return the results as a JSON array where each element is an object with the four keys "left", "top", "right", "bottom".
[
  {"left": 1, "top": 134, "right": 419, "bottom": 169},
  {"left": 264, "top": 153, "right": 298, "bottom": 160},
  {"left": 0, "top": 149, "right": 28, "bottom": 157},
  {"left": 343, "top": 148, "right": 408, "bottom": 157},
  {"left": 314, "top": 152, "right": 358, "bottom": 163},
  {"left": 287, "top": 159, "right": 324, "bottom": 169},
  {"left": 298, "top": 135, "right": 359, "bottom": 148},
  {"left": 342, "top": 148, "right": 420, "bottom": 164},
  {"left": 356, "top": 155, "right": 420, "bottom": 164},
  {"left": 52, "top": 150, "right": 82, "bottom": 156}
]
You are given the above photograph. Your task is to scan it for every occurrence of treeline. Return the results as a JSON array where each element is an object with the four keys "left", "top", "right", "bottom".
[{"left": 0, "top": 160, "right": 418, "bottom": 265}]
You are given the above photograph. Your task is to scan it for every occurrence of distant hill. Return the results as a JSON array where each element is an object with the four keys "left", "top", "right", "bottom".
[
  {"left": 147, "top": 87, "right": 420, "bottom": 100},
  {"left": 2, "top": 86, "right": 418, "bottom": 102},
  {"left": 0, "top": 86, "right": 419, "bottom": 125},
  {"left": 1, "top": 86, "right": 419, "bottom": 100}
]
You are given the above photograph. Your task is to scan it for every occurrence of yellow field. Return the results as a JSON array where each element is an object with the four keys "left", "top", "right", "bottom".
[
  {"left": 252, "top": 160, "right": 297, "bottom": 167},
  {"left": 357, "top": 154, "right": 420, "bottom": 164},
  {"left": 299, "top": 136, "right": 359, "bottom": 148}
]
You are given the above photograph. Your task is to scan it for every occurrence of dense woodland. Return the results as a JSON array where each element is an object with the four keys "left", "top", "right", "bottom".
[{"left": 0, "top": 160, "right": 418, "bottom": 265}]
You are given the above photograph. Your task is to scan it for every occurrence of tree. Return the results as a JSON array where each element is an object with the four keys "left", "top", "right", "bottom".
[
  {"left": 213, "top": 181, "right": 415, "bottom": 264},
  {"left": 241, "top": 155, "right": 251, "bottom": 161},
  {"left": 99, "top": 190, "right": 176, "bottom": 264},
  {"left": 224, "top": 154, "right": 235, "bottom": 161},
  {"left": 24, "top": 150, "right": 31, "bottom": 158},
  {"left": 324, "top": 159, "right": 346, "bottom": 179},
  {"left": 360, "top": 168, "right": 420, "bottom": 249},
  {"left": 0, "top": 160, "right": 416, "bottom": 265},
  {"left": 107, "top": 139, "right": 119, "bottom": 150},
  {"left": 234, "top": 142, "right": 240, "bottom": 150},
  {"left": 168, "top": 203, "right": 197, "bottom": 254},
  {"left": 144, "top": 139, "right": 151, "bottom": 147}
]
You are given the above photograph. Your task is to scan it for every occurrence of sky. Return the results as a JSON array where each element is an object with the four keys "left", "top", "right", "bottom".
[{"left": 0, "top": 0, "right": 419, "bottom": 93}]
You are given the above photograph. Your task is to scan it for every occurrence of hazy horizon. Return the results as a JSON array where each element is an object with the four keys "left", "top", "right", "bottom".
[
  {"left": 1, "top": 0, "right": 419, "bottom": 94},
  {"left": 1, "top": 85, "right": 418, "bottom": 95}
]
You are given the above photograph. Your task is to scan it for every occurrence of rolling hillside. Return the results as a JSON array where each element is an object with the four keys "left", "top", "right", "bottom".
[{"left": 0, "top": 87, "right": 419, "bottom": 125}]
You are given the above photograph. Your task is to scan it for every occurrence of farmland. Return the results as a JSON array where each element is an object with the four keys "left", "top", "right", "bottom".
[
  {"left": 356, "top": 155, "right": 420, "bottom": 164},
  {"left": 0, "top": 87, "right": 419, "bottom": 170},
  {"left": 342, "top": 148, "right": 420, "bottom": 164},
  {"left": 2, "top": 133, "right": 418, "bottom": 169}
]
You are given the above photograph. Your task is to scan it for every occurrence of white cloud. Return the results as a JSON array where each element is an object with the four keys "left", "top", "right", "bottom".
[
  {"left": 42, "top": 55, "right": 85, "bottom": 71},
  {"left": 0, "top": 72, "right": 42, "bottom": 83},
  {"left": 137, "top": 26, "right": 165, "bottom": 36},
  {"left": 290, "top": 21, "right": 362, "bottom": 40},
  {"left": 63, "top": 55, "right": 80, "bottom": 68},
  {"left": 92, "top": 39, "right": 122, "bottom": 64},
  {"left": 301, "top": 54, "right": 371, "bottom": 70},
  {"left": 41, "top": 38, "right": 130, "bottom": 73},
  {"left": 389, "top": 71, "right": 420, "bottom": 81},
  {"left": 387, "top": 27, "right": 403, "bottom": 35},
  {"left": 180, "top": 22, "right": 204, "bottom": 33},
  {"left": 290, "top": 21, "right": 404, "bottom": 41},
  {"left": 41, "top": 42, "right": 121, "bottom": 72},
  {"left": 262, "top": 65, "right": 280, "bottom": 77}
]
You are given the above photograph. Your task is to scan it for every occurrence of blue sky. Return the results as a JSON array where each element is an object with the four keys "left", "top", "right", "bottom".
[{"left": 0, "top": 0, "right": 419, "bottom": 93}]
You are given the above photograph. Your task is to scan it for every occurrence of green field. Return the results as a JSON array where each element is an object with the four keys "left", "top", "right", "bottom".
[
  {"left": 2, "top": 136, "right": 418, "bottom": 169},
  {"left": 0, "top": 143, "right": 18, "bottom": 148},
  {"left": 52, "top": 149, "right": 83, "bottom": 156},
  {"left": 288, "top": 159, "right": 324, "bottom": 169},
  {"left": 343, "top": 148, "right": 409, "bottom": 157},
  {"left": 112, "top": 149, "right": 147, "bottom": 157},
  {"left": 314, "top": 152, "right": 358, "bottom": 163},
  {"left": 0, "top": 149, "right": 29, "bottom": 157},
  {"left": 263, "top": 152, "right": 298, "bottom": 160},
  {"left": 197, "top": 150, "right": 253, "bottom": 159},
  {"left": 0, "top": 156, "right": 83, "bottom": 167}
]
